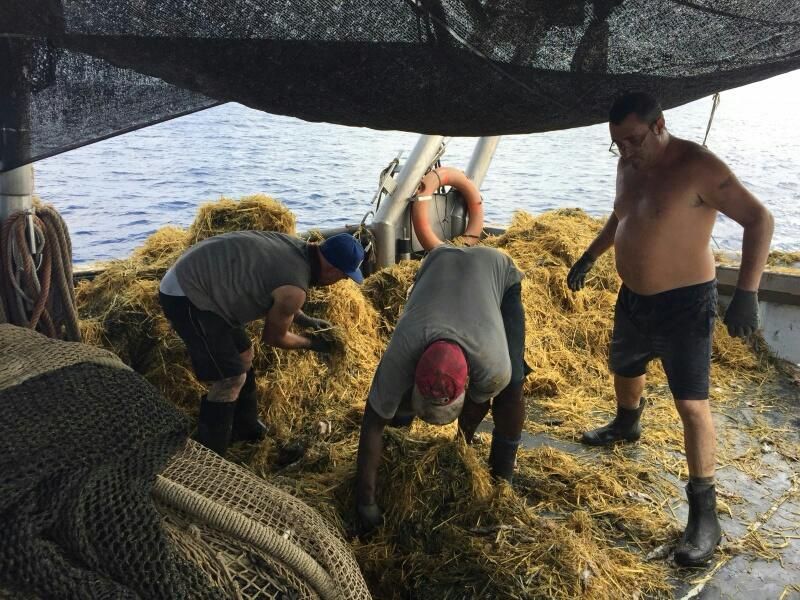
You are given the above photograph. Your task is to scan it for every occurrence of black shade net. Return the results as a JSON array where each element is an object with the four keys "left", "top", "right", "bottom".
[{"left": 2, "top": 0, "right": 799, "bottom": 172}]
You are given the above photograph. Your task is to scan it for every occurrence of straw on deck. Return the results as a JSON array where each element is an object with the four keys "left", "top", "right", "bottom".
[{"left": 76, "top": 201, "right": 793, "bottom": 599}]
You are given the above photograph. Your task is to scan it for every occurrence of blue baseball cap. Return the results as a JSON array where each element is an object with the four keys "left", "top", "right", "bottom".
[{"left": 319, "top": 233, "right": 365, "bottom": 284}]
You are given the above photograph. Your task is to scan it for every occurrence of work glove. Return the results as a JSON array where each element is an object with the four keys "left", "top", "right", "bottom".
[
  {"left": 357, "top": 502, "right": 384, "bottom": 536},
  {"left": 567, "top": 251, "right": 595, "bottom": 291},
  {"left": 308, "top": 334, "right": 337, "bottom": 354},
  {"left": 723, "top": 289, "right": 759, "bottom": 338},
  {"left": 301, "top": 316, "right": 333, "bottom": 332}
]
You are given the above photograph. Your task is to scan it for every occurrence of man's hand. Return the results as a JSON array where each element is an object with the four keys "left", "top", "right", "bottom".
[
  {"left": 724, "top": 289, "right": 759, "bottom": 337},
  {"left": 308, "top": 334, "right": 338, "bottom": 354},
  {"left": 295, "top": 312, "right": 333, "bottom": 332},
  {"left": 357, "top": 502, "right": 384, "bottom": 536},
  {"left": 306, "top": 316, "right": 333, "bottom": 331},
  {"left": 567, "top": 252, "right": 596, "bottom": 291}
]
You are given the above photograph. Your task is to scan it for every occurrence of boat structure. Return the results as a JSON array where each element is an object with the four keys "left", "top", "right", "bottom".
[{"left": 2, "top": 2, "right": 800, "bottom": 599}]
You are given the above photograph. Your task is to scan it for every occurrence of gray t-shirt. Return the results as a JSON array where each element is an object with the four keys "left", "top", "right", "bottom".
[
  {"left": 172, "top": 231, "right": 311, "bottom": 325},
  {"left": 368, "top": 245, "right": 523, "bottom": 419}
]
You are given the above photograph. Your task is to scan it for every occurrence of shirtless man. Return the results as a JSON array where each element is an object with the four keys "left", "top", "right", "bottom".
[{"left": 567, "top": 92, "right": 773, "bottom": 566}]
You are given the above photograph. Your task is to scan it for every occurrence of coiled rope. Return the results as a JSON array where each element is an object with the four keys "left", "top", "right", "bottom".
[
  {"left": 0, "top": 205, "right": 80, "bottom": 341},
  {"left": 153, "top": 475, "right": 342, "bottom": 600}
]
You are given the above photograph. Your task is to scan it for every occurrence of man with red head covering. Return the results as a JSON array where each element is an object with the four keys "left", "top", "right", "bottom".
[{"left": 355, "top": 245, "right": 529, "bottom": 533}]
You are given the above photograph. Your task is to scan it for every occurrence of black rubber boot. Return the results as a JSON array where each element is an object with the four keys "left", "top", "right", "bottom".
[
  {"left": 674, "top": 482, "right": 722, "bottom": 567},
  {"left": 232, "top": 369, "right": 267, "bottom": 443},
  {"left": 194, "top": 396, "right": 235, "bottom": 457},
  {"left": 581, "top": 397, "right": 646, "bottom": 446},
  {"left": 489, "top": 431, "right": 521, "bottom": 483}
]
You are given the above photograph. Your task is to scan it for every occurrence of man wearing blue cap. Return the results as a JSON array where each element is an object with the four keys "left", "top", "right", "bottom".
[{"left": 159, "top": 231, "right": 364, "bottom": 456}]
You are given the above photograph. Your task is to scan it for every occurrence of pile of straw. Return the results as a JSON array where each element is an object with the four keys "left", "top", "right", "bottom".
[
  {"left": 188, "top": 194, "right": 296, "bottom": 243},
  {"left": 285, "top": 424, "right": 676, "bottom": 599},
  {"left": 767, "top": 250, "right": 800, "bottom": 268},
  {"left": 718, "top": 249, "right": 800, "bottom": 274},
  {"left": 76, "top": 200, "right": 783, "bottom": 599},
  {"left": 361, "top": 260, "right": 419, "bottom": 337}
]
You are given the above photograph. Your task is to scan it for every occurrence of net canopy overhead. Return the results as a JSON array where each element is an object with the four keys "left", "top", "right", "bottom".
[{"left": 2, "top": 0, "right": 799, "bottom": 171}]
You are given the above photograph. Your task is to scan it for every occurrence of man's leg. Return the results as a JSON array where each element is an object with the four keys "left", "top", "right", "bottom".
[
  {"left": 488, "top": 282, "right": 528, "bottom": 482},
  {"left": 491, "top": 384, "right": 525, "bottom": 441},
  {"left": 458, "top": 398, "right": 491, "bottom": 443},
  {"left": 196, "top": 373, "right": 244, "bottom": 456},
  {"left": 159, "top": 292, "right": 248, "bottom": 456},
  {"left": 661, "top": 283, "right": 720, "bottom": 566},
  {"left": 615, "top": 373, "right": 645, "bottom": 409},
  {"left": 232, "top": 344, "right": 269, "bottom": 443},
  {"left": 674, "top": 398, "right": 716, "bottom": 478},
  {"left": 671, "top": 396, "right": 721, "bottom": 566},
  {"left": 489, "top": 382, "right": 525, "bottom": 482},
  {"left": 583, "top": 289, "right": 650, "bottom": 446}
]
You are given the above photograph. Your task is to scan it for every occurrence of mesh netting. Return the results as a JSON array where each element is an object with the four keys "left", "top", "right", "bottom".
[
  {"left": 0, "top": 346, "right": 224, "bottom": 598},
  {"left": 2, "top": 1, "right": 799, "bottom": 170},
  {"left": 0, "top": 324, "right": 370, "bottom": 599},
  {"left": 158, "top": 440, "right": 372, "bottom": 600},
  {"left": 0, "top": 322, "right": 127, "bottom": 390}
]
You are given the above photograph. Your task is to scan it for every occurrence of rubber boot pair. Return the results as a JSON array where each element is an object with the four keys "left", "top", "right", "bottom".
[
  {"left": 674, "top": 481, "right": 722, "bottom": 566},
  {"left": 455, "top": 383, "right": 522, "bottom": 482},
  {"left": 195, "top": 369, "right": 266, "bottom": 456},
  {"left": 581, "top": 397, "right": 646, "bottom": 446}
]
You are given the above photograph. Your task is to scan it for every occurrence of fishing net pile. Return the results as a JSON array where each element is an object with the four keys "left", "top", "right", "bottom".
[
  {"left": 75, "top": 197, "right": 785, "bottom": 599},
  {"left": 4, "top": 1, "right": 800, "bottom": 171},
  {"left": 0, "top": 324, "right": 223, "bottom": 599}
]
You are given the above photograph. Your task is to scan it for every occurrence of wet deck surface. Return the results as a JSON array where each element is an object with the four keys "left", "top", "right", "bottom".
[{"left": 479, "top": 377, "right": 800, "bottom": 600}]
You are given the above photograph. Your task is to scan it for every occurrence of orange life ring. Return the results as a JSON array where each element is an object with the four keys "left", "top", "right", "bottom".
[{"left": 411, "top": 167, "right": 484, "bottom": 250}]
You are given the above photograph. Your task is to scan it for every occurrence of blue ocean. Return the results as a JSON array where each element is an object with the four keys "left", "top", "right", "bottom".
[{"left": 34, "top": 71, "right": 800, "bottom": 264}]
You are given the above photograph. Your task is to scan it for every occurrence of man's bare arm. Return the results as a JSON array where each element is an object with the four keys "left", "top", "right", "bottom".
[
  {"left": 698, "top": 155, "right": 774, "bottom": 291},
  {"left": 586, "top": 212, "right": 619, "bottom": 259},
  {"left": 261, "top": 285, "right": 313, "bottom": 349},
  {"left": 567, "top": 213, "right": 618, "bottom": 292}
]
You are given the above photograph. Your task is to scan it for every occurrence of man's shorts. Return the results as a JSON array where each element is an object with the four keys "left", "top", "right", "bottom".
[
  {"left": 609, "top": 280, "right": 717, "bottom": 399},
  {"left": 159, "top": 292, "right": 252, "bottom": 382},
  {"left": 501, "top": 282, "right": 532, "bottom": 385}
]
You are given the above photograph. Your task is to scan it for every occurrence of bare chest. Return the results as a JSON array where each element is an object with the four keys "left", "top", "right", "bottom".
[{"left": 615, "top": 170, "right": 705, "bottom": 223}]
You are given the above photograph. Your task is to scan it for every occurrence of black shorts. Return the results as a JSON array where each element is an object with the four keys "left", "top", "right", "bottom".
[
  {"left": 501, "top": 282, "right": 532, "bottom": 385},
  {"left": 609, "top": 280, "right": 717, "bottom": 400},
  {"left": 159, "top": 292, "right": 252, "bottom": 382}
]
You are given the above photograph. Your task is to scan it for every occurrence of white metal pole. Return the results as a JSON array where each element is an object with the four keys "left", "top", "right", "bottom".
[
  {"left": 373, "top": 135, "right": 444, "bottom": 268},
  {"left": 465, "top": 136, "right": 501, "bottom": 189},
  {"left": 0, "top": 164, "right": 34, "bottom": 222}
]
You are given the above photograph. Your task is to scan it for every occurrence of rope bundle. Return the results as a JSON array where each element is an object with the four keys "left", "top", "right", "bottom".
[{"left": 0, "top": 205, "right": 80, "bottom": 340}]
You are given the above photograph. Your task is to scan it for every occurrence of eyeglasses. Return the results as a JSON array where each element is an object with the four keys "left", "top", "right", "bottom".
[{"left": 608, "top": 124, "right": 655, "bottom": 157}]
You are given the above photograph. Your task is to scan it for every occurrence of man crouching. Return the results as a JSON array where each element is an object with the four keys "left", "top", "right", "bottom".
[{"left": 355, "top": 245, "right": 530, "bottom": 533}]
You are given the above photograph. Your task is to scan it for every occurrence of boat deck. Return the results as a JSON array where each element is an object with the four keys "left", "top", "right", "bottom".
[{"left": 476, "top": 374, "right": 800, "bottom": 599}]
